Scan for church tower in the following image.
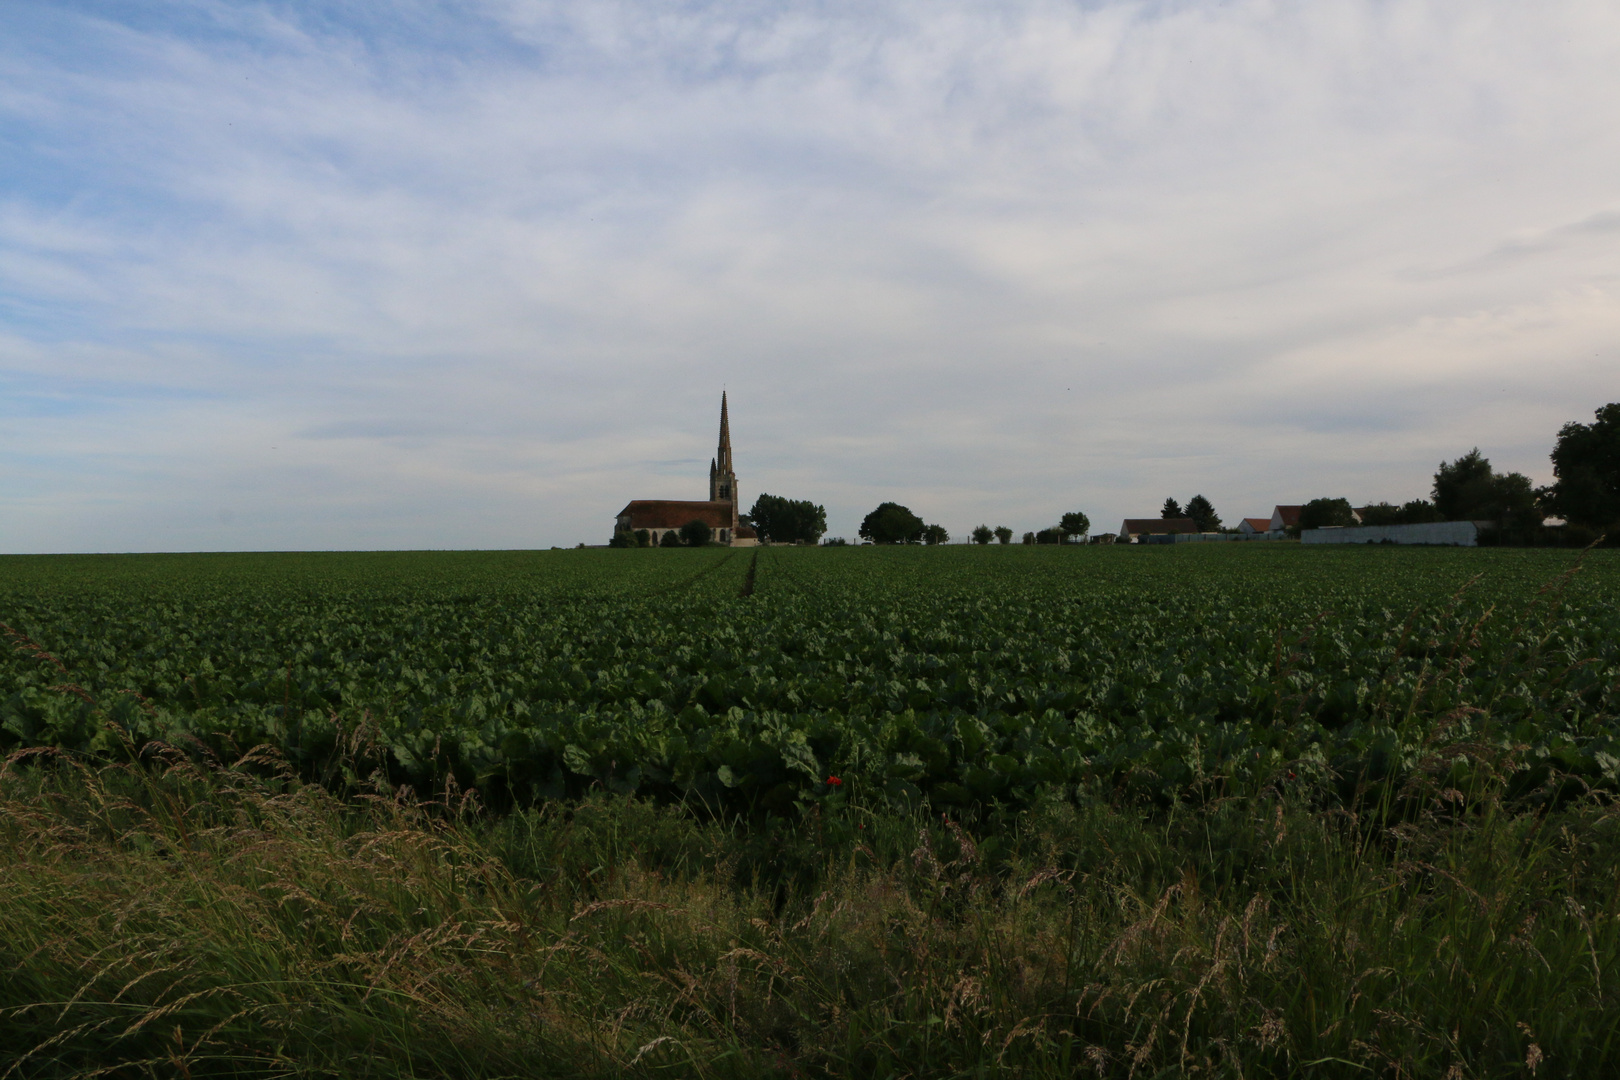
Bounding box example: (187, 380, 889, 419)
(708, 392, 738, 528)
(615, 392, 756, 546)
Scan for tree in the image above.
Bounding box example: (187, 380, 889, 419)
(1546, 403, 1620, 529)
(994, 526, 1013, 545)
(679, 519, 712, 547)
(1399, 499, 1443, 524)
(1021, 531, 1036, 544)
(1358, 500, 1442, 526)
(1058, 511, 1091, 541)
(608, 528, 636, 548)
(746, 493, 828, 544)
(1184, 495, 1220, 532)
(1299, 498, 1356, 530)
(659, 530, 682, 548)
(1432, 449, 1494, 520)
(1356, 502, 1401, 527)
(922, 524, 950, 545)
(971, 524, 994, 545)
(634, 529, 651, 548)
(858, 502, 926, 544)
(1035, 527, 1063, 544)
(1432, 449, 1540, 530)
(1161, 498, 1182, 519)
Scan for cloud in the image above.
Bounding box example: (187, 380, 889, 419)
(1, 0, 1618, 550)
(1477, 209, 1620, 265)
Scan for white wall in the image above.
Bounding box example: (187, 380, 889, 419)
(1301, 522, 1479, 546)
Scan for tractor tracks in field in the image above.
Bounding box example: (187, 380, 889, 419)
(758, 545, 815, 596)
(650, 549, 739, 598)
(646, 545, 768, 603)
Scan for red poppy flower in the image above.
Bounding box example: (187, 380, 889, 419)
(826, 776, 842, 786)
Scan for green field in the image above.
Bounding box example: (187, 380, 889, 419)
(4, 544, 1618, 811)
(3, 545, 1620, 1077)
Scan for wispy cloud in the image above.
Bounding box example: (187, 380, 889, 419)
(2, 0, 1618, 550)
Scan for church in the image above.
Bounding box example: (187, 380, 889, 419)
(614, 393, 759, 546)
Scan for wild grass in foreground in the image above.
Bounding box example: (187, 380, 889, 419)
(3, 748, 1617, 1079)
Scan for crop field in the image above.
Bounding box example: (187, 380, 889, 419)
(3, 544, 1618, 811)
(4, 544, 1620, 1078)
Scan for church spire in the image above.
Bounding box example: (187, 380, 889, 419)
(709, 391, 736, 514)
(717, 391, 731, 471)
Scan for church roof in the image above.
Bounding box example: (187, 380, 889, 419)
(617, 500, 735, 529)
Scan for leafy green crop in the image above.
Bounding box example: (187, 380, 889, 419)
(2, 545, 1616, 812)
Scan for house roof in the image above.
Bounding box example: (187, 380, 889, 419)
(1272, 505, 1302, 526)
(617, 500, 735, 529)
(1241, 517, 1271, 532)
(1120, 517, 1198, 535)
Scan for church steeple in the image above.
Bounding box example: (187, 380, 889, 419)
(717, 392, 732, 472)
(709, 392, 737, 521)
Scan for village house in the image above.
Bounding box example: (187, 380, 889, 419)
(1268, 505, 1302, 534)
(1118, 517, 1198, 542)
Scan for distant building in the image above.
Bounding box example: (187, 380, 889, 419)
(1238, 517, 1272, 535)
(1269, 505, 1302, 533)
(1119, 517, 1198, 542)
(1302, 521, 1479, 547)
(615, 394, 759, 547)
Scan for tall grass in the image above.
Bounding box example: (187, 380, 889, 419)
(3, 744, 1617, 1078)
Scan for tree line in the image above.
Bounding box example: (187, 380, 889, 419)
(609, 402, 1618, 549)
(613, 497, 1102, 549)
(857, 505, 1094, 545)
(1295, 402, 1619, 544)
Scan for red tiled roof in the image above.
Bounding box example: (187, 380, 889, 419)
(1272, 505, 1302, 527)
(617, 500, 735, 530)
(1120, 517, 1197, 535)
(1242, 517, 1271, 532)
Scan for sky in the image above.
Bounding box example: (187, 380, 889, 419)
(2, 0, 1617, 551)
